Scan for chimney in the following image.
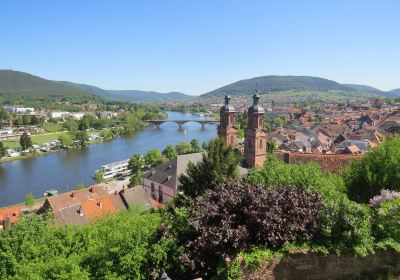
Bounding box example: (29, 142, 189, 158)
(89, 186, 94, 193)
(283, 152, 290, 164)
(97, 201, 103, 208)
(70, 192, 74, 198)
(78, 206, 83, 216)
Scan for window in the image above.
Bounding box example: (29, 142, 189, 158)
(158, 185, 163, 203)
(259, 139, 263, 150)
(230, 134, 234, 145)
(151, 183, 155, 199)
(259, 118, 263, 127)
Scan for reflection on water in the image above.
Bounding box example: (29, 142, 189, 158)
(0, 111, 217, 207)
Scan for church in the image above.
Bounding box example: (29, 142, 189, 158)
(218, 94, 268, 167)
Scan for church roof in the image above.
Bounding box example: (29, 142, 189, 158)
(248, 94, 265, 114)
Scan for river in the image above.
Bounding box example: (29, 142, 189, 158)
(0, 111, 217, 207)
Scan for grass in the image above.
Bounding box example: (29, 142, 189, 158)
(2, 131, 68, 149)
(43, 123, 64, 133)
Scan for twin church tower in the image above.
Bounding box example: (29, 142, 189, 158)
(218, 94, 267, 167)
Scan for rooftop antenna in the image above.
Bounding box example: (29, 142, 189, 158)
(255, 83, 258, 94)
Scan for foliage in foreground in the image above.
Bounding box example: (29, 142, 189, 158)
(0, 208, 161, 280)
(179, 137, 242, 198)
(343, 136, 400, 203)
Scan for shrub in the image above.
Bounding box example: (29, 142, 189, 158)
(244, 156, 346, 202)
(373, 198, 400, 243)
(316, 197, 374, 256)
(369, 189, 400, 208)
(344, 136, 400, 203)
(181, 182, 323, 276)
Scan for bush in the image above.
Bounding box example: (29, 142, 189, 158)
(369, 189, 400, 208)
(316, 197, 374, 256)
(344, 136, 400, 203)
(245, 156, 346, 202)
(373, 198, 400, 243)
(180, 182, 323, 276)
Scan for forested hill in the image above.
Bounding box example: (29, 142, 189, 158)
(0, 70, 194, 102)
(202, 75, 399, 98)
(0, 70, 89, 96)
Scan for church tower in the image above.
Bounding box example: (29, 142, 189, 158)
(218, 95, 238, 147)
(244, 94, 267, 167)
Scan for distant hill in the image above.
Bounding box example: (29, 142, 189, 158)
(201, 75, 400, 99)
(202, 76, 355, 97)
(0, 70, 89, 96)
(0, 70, 193, 102)
(389, 89, 400, 96)
(106, 90, 193, 102)
(344, 84, 384, 95)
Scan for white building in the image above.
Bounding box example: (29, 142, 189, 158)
(4, 106, 35, 114)
(70, 112, 85, 120)
(0, 127, 13, 136)
(49, 111, 70, 119)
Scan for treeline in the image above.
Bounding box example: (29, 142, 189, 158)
(1, 137, 400, 279)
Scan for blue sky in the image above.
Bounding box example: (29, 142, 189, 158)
(0, 0, 399, 95)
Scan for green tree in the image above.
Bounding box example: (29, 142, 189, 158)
(129, 170, 143, 188)
(190, 139, 201, 153)
(343, 136, 400, 203)
(64, 118, 79, 132)
(58, 133, 73, 146)
(94, 171, 104, 183)
(20, 132, 32, 150)
(0, 141, 6, 158)
(175, 141, 192, 155)
(74, 131, 89, 146)
(144, 149, 164, 167)
(128, 154, 144, 173)
(24, 193, 35, 207)
(162, 145, 177, 160)
(22, 115, 31, 125)
(178, 137, 242, 198)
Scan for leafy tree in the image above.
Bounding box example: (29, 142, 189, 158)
(129, 170, 143, 188)
(0, 141, 5, 158)
(22, 115, 31, 125)
(343, 136, 400, 203)
(100, 129, 114, 140)
(79, 116, 91, 130)
(175, 141, 192, 155)
(30, 115, 39, 125)
(144, 149, 164, 167)
(190, 139, 201, 153)
(74, 131, 89, 146)
(20, 132, 32, 150)
(178, 137, 242, 198)
(94, 171, 104, 183)
(162, 145, 177, 160)
(128, 154, 144, 173)
(64, 118, 79, 132)
(177, 182, 322, 276)
(24, 193, 35, 207)
(58, 133, 73, 146)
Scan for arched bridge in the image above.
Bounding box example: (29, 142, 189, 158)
(144, 119, 218, 129)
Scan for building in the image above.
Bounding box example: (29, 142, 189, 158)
(4, 106, 35, 114)
(49, 111, 70, 119)
(244, 94, 267, 167)
(142, 153, 203, 203)
(218, 95, 238, 147)
(41, 184, 126, 225)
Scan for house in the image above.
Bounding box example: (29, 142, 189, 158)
(41, 184, 126, 225)
(4, 106, 35, 114)
(142, 153, 203, 203)
(0, 126, 13, 136)
(119, 186, 161, 210)
(0, 205, 22, 230)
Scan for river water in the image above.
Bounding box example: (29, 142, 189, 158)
(0, 111, 217, 207)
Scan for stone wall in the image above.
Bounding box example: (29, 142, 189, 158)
(243, 249, 400, 280)
(275, 152, 362, 174)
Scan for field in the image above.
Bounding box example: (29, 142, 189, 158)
(2, 131, 67, 149)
